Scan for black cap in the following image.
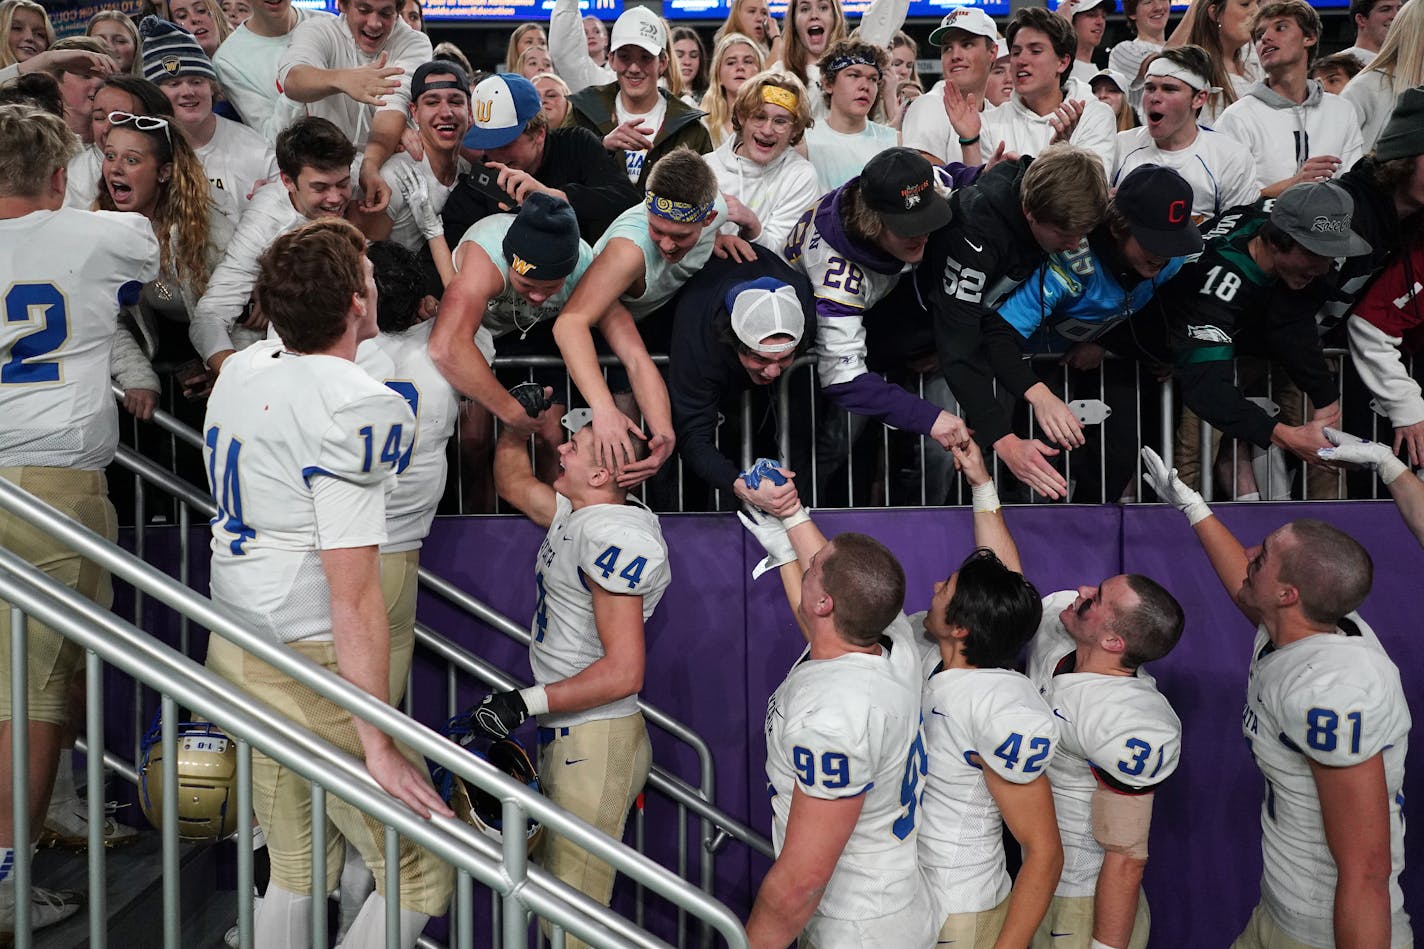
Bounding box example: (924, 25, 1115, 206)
(858, 148, 953, 238)
(1113, 164, 1203, 258)
(411, 60, 470, 100)
(502, 192, 581, 280)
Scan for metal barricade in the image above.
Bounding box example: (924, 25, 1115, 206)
(0, 477, 750, 949)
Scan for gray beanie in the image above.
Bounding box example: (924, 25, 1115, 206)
(502, 193, 581, 281)
(1374, 85, 1424, 163)
(140, 16, 217, 86)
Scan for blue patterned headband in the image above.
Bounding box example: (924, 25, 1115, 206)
(645, 191, 715, 224)
(824, 53, 880, 77)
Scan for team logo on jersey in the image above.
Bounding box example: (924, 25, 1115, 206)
(1186, 324, 1233, 344)
(510, 254, 535, 276)
(162, 57, 181, 76)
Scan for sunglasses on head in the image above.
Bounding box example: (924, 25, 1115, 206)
(107, 111, 172, 144)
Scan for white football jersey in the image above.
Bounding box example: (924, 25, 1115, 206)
(530, 494, 670, 728)
(780, 206, 904, 389)
(355, 321, 459, 552)
(764, 614, 926, 924)
(1243, 613, 1412, 947)
(1027, 590, 1182, 898)
(909, 610, 1059, 918)
(204, 341, 414, 644)
(0, 208, 159, 469)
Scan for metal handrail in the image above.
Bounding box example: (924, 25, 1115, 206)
(0, 478, 750, 948)
(108, 396, 775, 863)
(0, 547, 679, 949)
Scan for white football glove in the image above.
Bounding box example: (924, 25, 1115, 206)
(1319, 427, 1409, 485)
(738, 506, 797, 580)
(392, 163, 442, 241)
(1140, 447, 1212, 525)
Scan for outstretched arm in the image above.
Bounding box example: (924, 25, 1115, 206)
(951, 439, 1021, 573)
(1141, 447, 1255, 623)
(594, 302, 675, 487)
(493, 424, 558, 528)
(552, 239, 650, 470)
(1319, 428, 1424, 548)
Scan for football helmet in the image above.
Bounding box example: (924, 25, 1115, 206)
(432, 716, 544, 853)
(138, 713, 239, 842)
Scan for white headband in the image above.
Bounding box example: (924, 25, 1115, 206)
(1144, 57, 1221, 95)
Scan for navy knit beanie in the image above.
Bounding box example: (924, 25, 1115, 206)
(501, 193, 581, 281)
(140, 16, 217, 85)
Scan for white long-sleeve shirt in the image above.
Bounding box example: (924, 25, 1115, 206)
(706, 137, 821, 252)
(981, 81, 1117, 174)
(1213, 80, 1364, 191)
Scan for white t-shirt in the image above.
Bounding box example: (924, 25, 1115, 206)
(1338, 45, 1377, 68)
(193, 115, 280, 219)
(900, 81, 968, 166)
(981, 87, 1118, 174)
(1340, 69, 1397, 153)
(1026, 590, 1182, 899)
(530, 494, 670, 727)
(909, 614, 1059, 920)
(1070, 60, 1099, 85)
(214, 5, 332, 141)
(613, 94, 668, 185)
(804, 120, 899, 193)
(64, 146, 102, 210)
(764, 613, 928, 927)
(354, 321, 458, 553)
(1113, 124, 1260, 222)
(1243, 614, 1412, 947)
(378, 151, 471, 253)
(0, 209, 160, 469)
(204, 340, 415, 644)
(276, 15, 432, 147)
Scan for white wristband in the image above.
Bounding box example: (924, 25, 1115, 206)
(970, 480, 1000, 514)
(1184, 499, 1213, 527)
(781, 507, 811, 530)
(518, 685, 549, 718)
(1379, 455, 1409, 486)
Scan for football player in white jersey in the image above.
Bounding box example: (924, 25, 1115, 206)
(478, 408, 670, 949)
(1144, 447, 1413, 949)
(202, 219, 453, 949)
(739, 477, 931, 949)
(973, 463, 1184, 949)
(0, 103, 161, 938)
(914, 440, 1064, 947)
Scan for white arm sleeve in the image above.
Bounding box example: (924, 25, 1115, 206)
(856, 0, 910, 48)
(191, 200, 291, 361)
(1348, 315, 1424, 428)
(549, 0, 610, 95)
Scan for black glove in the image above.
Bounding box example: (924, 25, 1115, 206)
(508, 382, 552, 419)
(472, 689, 528, 739)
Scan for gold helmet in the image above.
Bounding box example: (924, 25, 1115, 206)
(139, 716, 238, 842)
(433, 727, 544, 853)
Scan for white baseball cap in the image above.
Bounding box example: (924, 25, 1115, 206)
(929, 8, 1000, 46)
(728, 279, 804, 355)
(609, 7, 666, 57)
(1090, 68, 1131, 93)
(1073, 0, 1112, 12)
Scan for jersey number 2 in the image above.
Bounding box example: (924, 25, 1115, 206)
(2, 284, 68, 385)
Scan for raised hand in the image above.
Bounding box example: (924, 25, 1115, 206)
(1140, 446, 1212, 524)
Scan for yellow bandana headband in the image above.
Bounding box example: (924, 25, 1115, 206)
(761, 85, 799, 114)
(645, 191, 715, 224)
